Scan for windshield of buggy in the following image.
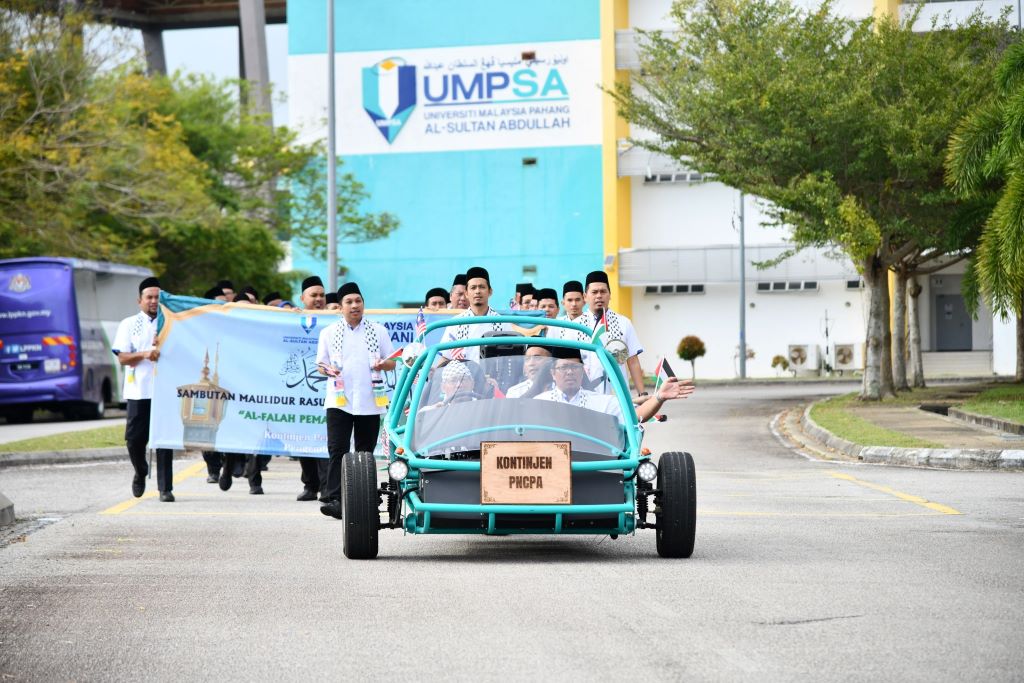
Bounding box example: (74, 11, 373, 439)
(408, 341, 631, 458)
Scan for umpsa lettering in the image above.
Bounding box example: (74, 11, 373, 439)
(424, 68, 567, 105)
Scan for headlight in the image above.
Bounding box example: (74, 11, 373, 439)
(637, 460, 658, 483)
(388, 459, 409, 481)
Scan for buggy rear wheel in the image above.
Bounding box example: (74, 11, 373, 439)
(655, 451, 696, 558)
(342, 451, 379, 559)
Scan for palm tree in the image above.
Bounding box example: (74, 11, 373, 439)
(946, 38, 1024, 381)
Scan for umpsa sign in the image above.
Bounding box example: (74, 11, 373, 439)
(361, 56, 570, 145)
(362, 58, 417, 144)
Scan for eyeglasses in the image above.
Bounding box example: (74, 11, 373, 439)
(553, 364, 585, 374)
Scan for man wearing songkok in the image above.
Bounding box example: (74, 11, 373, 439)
(295, 275, 328, 501)
(513, 283, 534, 309)
(262, 291, 283, 307)
(505, 345, 554, 398)
(203, 286, 228, 302)
(439, 266, 508, 363)
(536, 347, 692, 422)
(535, 288, 560, 320)
(112, 277, 174, 502)
(316, 282, 396, 519)
(424, 287, 450, 311)
(216, 280, 235, 300)
(449, 273, 469, 310)
(576, 270, 645, 396)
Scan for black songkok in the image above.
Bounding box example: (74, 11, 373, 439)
(203, 287, 224, 300)
(425, 287, 450, 305)
(138, 277, 160, 294)
(242, 285, 258, 298)
(338, 282, 362, 299)
(325, 292, 338, 305)
(465, 266, 490, 285)
(216, 280, 234, 291)
(301, 275, 324, 292)
(585, 270, 609, 288)
(232, 294, 251, 304)
(452, 273, 468, 288)
(515, 282, 535, 296)
(262, 291, 282, 305)
(552, 346, 583, 361)
(535, 288, 558, 302)
(562, 280, 584, 296)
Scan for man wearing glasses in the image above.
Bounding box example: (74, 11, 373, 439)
(537, 347, 693, 422)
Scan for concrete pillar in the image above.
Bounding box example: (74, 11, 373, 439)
(0, 491, 14, 527)
(141, 28, 167, 76)
(238, 0, 273, 126)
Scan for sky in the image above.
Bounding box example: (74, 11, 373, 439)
(161, 24, 290, 125)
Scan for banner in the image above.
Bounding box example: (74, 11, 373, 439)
(149, 294, 456, 458)
(289, 39, 602, 155)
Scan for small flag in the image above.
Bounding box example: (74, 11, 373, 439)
(415, 307, 427, 338)
(449, 346, 465, 361)
(382, 430, 391, 459)
(509, 297, 520, 311)
(590, 311, 607, 343)
(385, 347, 403, 361)
(653, 357, 676, 393)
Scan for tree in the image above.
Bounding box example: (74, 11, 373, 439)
(677, 335, 706, 379)
(947, 38, 1024, 381)
(612, 0, 1008, 399)
(0, 6, 215, 265)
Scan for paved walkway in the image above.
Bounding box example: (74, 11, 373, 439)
(854, 405, 1024, 449)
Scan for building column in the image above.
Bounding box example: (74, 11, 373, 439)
(238, 0, 273, 126)
(141, 28, 166, 76)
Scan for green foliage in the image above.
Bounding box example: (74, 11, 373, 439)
(771, 354, 790, 371)
(948, 38, 1024, 318)
(613, 0, 1008, 267)
(0, 6, 397, 299)
(677, 335, 706, 361)
(809, 393, 940, 448)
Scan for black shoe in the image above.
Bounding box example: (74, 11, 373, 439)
(131, 474, 145, 498)
(318, 494, 329, 502)
(259, 463, 269, 471)
(218, 468, 233, 491)
(159, 491, 175, 502)
(320, 499, 342, 519)
(296, 489, 318, 501)
(232, 462, 244, 478)
(206, 475, 218, 484)
(249, 485, 264, 495)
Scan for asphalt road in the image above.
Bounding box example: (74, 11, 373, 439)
(1, 383, 1022, 681)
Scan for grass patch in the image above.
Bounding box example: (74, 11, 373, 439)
(809, 393, 941, 448)
(961, 385, 1024, 425)
(0, 425, 124, 453)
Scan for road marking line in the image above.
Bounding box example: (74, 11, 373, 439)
(122, 511, 321, 517)
(99, 460, 207, 515)
(826, 471, 961, 515)
(701, 510, 949, 518)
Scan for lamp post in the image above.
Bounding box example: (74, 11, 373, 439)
(739, 191, 747, 379)
(326, 0, 338, 291)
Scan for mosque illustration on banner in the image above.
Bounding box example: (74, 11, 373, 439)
(177, 345, 230, 450)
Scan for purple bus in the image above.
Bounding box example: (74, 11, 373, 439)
(0, 258, 153, 423)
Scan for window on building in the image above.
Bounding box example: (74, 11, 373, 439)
(643, 283, 707, 295)
(758, 281, 821, 293)
(846, 279, 864, 290)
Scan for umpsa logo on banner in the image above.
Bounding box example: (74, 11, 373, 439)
(362, 58, 417, 144)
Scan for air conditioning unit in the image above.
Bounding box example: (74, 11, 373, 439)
(788, 344, 822, 376)
(834, 343, 859, 372)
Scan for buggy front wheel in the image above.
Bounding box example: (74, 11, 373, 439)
(655, 451, 696, 558)
(342, 451, 380, 559)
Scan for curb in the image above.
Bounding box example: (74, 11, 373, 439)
(0, 447, 127, 469)
(800, 403, 1024, 471)
(947, 407, 1024, 436)
(0, 491, 13, 527)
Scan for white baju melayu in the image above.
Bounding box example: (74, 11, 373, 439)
(316, 318, 394, 416)
(112, 311, 159, 400)
(536, 387, 624, 422)
(439, 306, 508, 363)
(506, 377, 553, 398)
(576, 309, 643, 394)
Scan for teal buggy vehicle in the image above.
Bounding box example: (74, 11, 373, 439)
(339, 316, 696, 560)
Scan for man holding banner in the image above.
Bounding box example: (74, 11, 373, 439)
(296, 276, 329, 501)
(316, 282, 396, 520)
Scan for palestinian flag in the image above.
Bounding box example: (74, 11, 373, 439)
(653, 357, 676, 393)
(590, 311, 608, 344)
(385, 347, 403, 361)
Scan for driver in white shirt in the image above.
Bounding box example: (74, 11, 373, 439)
(537, 347, 693, 422)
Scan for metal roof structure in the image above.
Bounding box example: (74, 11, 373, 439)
(91, 0, 286, 30)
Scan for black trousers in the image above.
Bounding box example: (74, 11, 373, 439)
(298, 456, 322, 493)
(223, 453, 261, 487)
(202, 451, 222, 476)
(125, 399, 173, 493)
(324, 409, 381, 502)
